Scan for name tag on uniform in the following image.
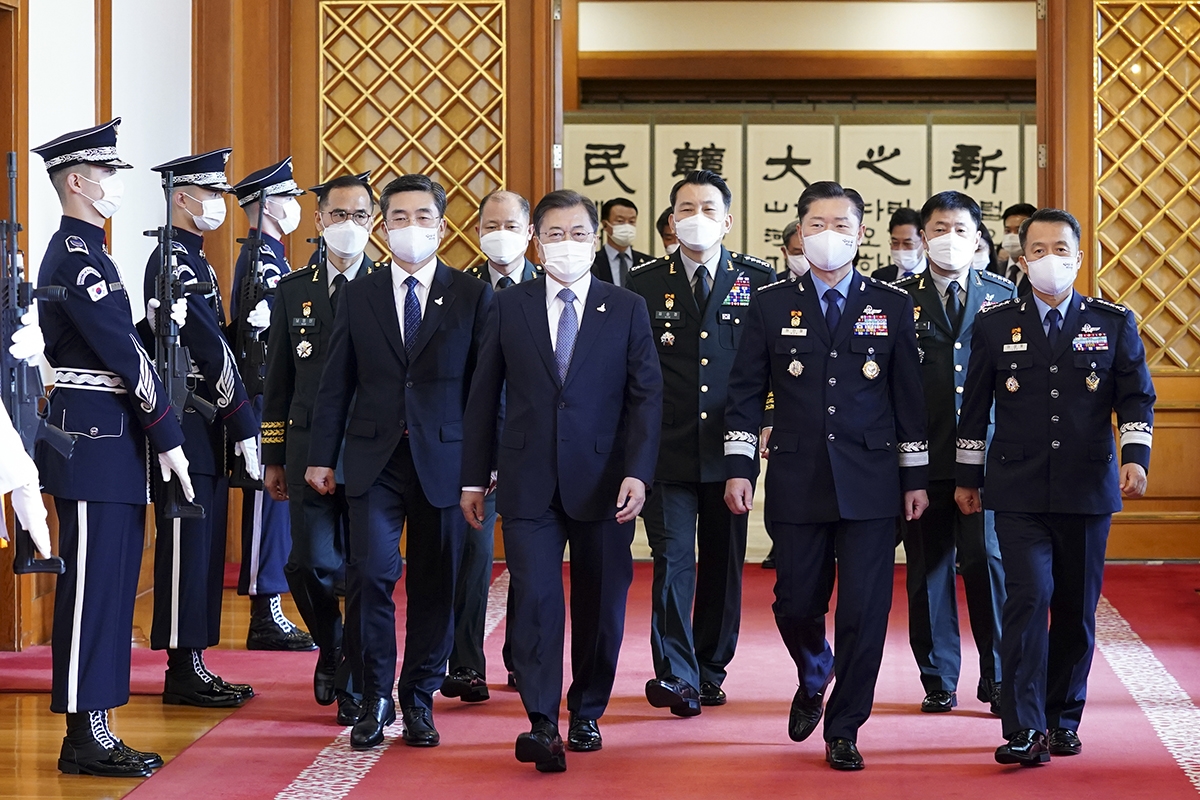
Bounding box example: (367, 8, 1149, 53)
(915, 321, 932, 332)
(1003, 343, 1028, 352)
(780, 327, 807, 336)
(655, 310, 681, 321)
(292, 317, 320, 328)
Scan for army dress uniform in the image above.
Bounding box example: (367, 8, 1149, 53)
(724, 269, 928, 747)
(896, 267, 1016, 712)
(142, 150, 259, 706)
(627, 247, 774, 711)
(956, 291, 1155, 748)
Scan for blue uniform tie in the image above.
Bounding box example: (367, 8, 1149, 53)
(824, 287, 842, 334)
(403, 275, 421, 353)
(1046, 307, 1062, 349)
(555, 287, 578, 383)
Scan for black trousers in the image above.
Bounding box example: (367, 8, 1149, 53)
(902, 479, 1004, 693)
(771, 517, 896, 743)
(642, 480, 747, 689)
(502, 491, 634, 725)
(346, 439, 465, 710)
(448, 493, 497, 676)
(994, 512, 1110, 736)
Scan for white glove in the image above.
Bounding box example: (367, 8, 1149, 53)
(147, 298, 190, 330)
(234, 437, 262, 482)
(8, 309, 45, 363)
(247, 299, 271, 331)
(10, 482, 51, 559)
(157, 445, 196, 503)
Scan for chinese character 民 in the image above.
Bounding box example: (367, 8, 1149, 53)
(583, 143, 635, 193)
(949, 145, 1007, 193)
(764, 145, 811, 184)
(856, 146, 911, 186)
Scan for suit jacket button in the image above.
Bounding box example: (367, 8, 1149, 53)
(1050, 389, 1059, 398)
(700, 331, 709, 339)
(406, 380, 414, 388)
(955, 342, 962, 350)
(828, 406, 836, 415)
(1051, 440, 1061, 449)
(700, 412, 708, 420)
(559, 402, 566, 409)
(701, 358, 709, 365)
(701, 385, 709, 392)
(827, 433, 835, 441)
(828, 377, 836, 386)
(955, 364, 962, 372)
(956, 386, 964, 394)
(1051, 415, 1060, 423)
(1050, 365, 1059, 373)
(830, 350, 838, 358)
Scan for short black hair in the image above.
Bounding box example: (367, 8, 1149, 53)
(670, 170, 732, 211)
(600, 197, 637, 221)
(655, 206, 672, 236)
(888, 207, 921, 233)
(379, 173, 446, 217)
(978, 225, 999, 271)
(920, 191, 982, 231)
(1018, 207, 1081, 249)
(477, 190, 530, 221)
(796, 181, 864, 225)
(782, 219, 802, 248)
(316, 174, 375, 210)
(532, 189, 598, 235)
(1002, 202, 1037, 222)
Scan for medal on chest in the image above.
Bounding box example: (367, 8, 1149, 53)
(660, 330, 675, 347)
(788, 359, 804, 377)
(297, 340, 313, 359)
(1005, 376, 1020, 393)
(1086, 371, 1100, 392)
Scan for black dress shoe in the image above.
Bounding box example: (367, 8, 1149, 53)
(825, 738, 864, 771)
(247, 595, 318, 651)
(788, 675, 831, 743)
(314, 649, 339, 706)
(441, 667, 490, 703)
(507, 671, 518, 689)
(566, 712, 602, 752)
(58, 740, 152, 778)
(350, 697, 396, 750)
(921, 689, 958, 713)
(645, 676, 702, 717)
(163, 670, 246, 708)
(700, 681, 727, 706)
(995, 729, 1050, 766)
(515, 720, 567, 773)
(1047, 727, 1082, 756)
(761, 554, 776, 569)
(977, 678, 1001, 716)
(115, 740, 163, 770)
(210, 674, 254, 701)
(401, 706, 440, 747)
(337, 695, 363, 726)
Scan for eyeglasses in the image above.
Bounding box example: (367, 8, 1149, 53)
(387, 214, 441, 228)
(538, 229, 595, 244)
(323, 210, 373, 225)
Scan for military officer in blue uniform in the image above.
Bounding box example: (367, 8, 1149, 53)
(442, 189, 541, 703)
(895, 191, 1015, 716)
(955, 208, 1155, 766)
(262, 171, 383, 725)
(230, 158, 314, 651)
(724, 181, 929, 771)
(143, 149, 263, 708)
(627, 170, 774, 715)
(32, 119, 194, 777)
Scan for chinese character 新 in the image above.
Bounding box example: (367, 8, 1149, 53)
(949, 145, 1007, 193)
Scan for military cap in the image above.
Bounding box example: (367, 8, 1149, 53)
(31, 117, 132, 172)
(151, 148, 234, 191)
(232, 157, 305, 207)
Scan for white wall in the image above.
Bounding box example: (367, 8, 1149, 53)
(578, 1, 1037, 52)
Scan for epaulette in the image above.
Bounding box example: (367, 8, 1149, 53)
(170, 240, 189, 255)
(1085, 296, 1128, 314)
(894, 274, 921, 289)
(729, 252, 773, 273)
(756, 278, 792, 293)
(464, 264, 485, 278)
(65, 235, 89, 255)
(865, 275, 908, 296)
(982, 270, 1015, 288)
(277, 264, 315, 285)
(629, 257, 664, 274)
(979, 297, 1021, 315)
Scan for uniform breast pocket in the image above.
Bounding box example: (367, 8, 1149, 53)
(291, 322, 321, 360)
(1073, 349, 1114, 371)
(774, 336, 814, 356)
(1000, 350, 1035, 372)
(653, 316, 685, 350)
(849, 336, 892, 357)
(717, 306, 745, 350)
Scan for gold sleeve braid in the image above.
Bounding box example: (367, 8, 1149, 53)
(261, 419, 286, 445)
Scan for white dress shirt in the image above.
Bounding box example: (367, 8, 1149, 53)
(679, 248, 719, 293)
(545, 272, 592, 350)
(391, 256, 438, 344)
(327, 252, 365, 295)
(488, 261, 524, 290)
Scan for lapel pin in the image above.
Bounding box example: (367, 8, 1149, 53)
(597, 303, 607, 313)
(434, 296, 444, 306)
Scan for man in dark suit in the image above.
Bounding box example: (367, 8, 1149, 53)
(724, 181, 929, 771)
(626, 170, 774, 715)
(871, 207, 927, 284)
(956, 208, 1155, 766)
(262, 172, 382, 726)
(895, 191, 1016, 717)
(306, 174, 492, 750)
(461, 189, 662, 773)
(998, 203, 1036, 294)
(443, 189, 542, 704)
(591, 197, 652, 287)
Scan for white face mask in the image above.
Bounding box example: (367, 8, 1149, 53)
(185, 193, 227, 232)
(926, 232, 977, 272)
(802, 229, 858, 272)
(1001, 232, 1022, 255)
(785, 253, 810, 277)
(388, 224, 440, 265)
(665, 243, 680, 256)
(479, 230, 528, 266)
(890, 248, 925, 273)
(79, 174, 124, 219)
(674, 213, 725, 252)
(971, 249, 991, 270)
(1024, 253, 1079, 296)
(608, 223, 637, 248)
(540, 239, 595, 284)
(266, 196, 302, 235)
(323, 219, 370, 259)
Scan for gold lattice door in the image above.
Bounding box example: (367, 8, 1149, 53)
(319, 1, 506, 268)
(1095, 2, 1200, 371)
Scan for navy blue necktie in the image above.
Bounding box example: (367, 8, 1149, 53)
(555, 288, 578, 383)
(497, 275, 515, 290)
(1046, 307, 1062, 349)
(403, 275, 421, 353)
(824, 287, 841, 334)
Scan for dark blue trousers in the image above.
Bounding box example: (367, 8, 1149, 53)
(448, 493, 498, 677)
(771, 517, 896, 742)
(346, 439, 464, 710)
(502, 492, 634, 725)
(51, 499, 145, 713)
(994, 512, 1110, 736)
(239, 396, 292, 596)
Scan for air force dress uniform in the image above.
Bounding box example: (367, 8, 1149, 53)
(724, 269, 928, 749)
(956, 291, 1155, 749)
(626, 247, 774, 711)
(895, 267, 1015, 711)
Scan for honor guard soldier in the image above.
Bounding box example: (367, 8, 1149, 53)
(955, 208, 1155, 766)
(626, 170, 774, 715)
(444, 189, 542, 702)
(230, 158, 314, 651)
(262, 171, 382, 725)
(143, 149, 261, 708)
(724, 181, 929, 771)
(32, 119, 194, 777)
(895, 191, 1015, 716)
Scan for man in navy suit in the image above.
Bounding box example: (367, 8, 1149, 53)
(306, 174, 492, 750)
(591, 197, 653, 288)
(461, 189, 662, 772)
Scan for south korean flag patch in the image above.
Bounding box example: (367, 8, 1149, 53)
(87, 280, 109, 302)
